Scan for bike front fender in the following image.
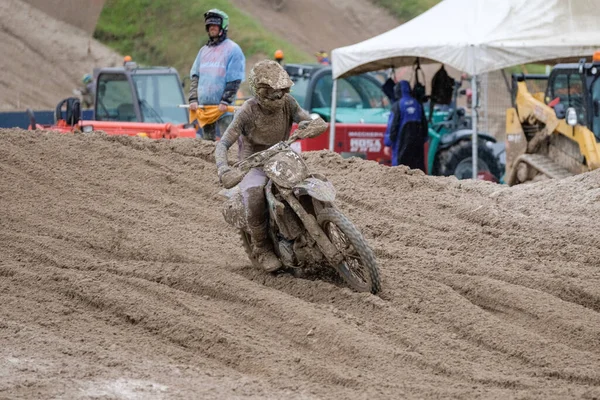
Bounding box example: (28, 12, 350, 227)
(293, 177, 336, 203)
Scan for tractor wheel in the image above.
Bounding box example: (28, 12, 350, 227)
(432, 140, 502, 181)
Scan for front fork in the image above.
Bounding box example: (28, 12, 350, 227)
(278, 189, 344, 265)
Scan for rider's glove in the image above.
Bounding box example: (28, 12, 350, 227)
(220, 167, 244, 189)
(298, 120, 310, 130)
(296, 118, 327, 139)
(218, 165, 231, 178)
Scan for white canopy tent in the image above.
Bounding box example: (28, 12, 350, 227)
(330, 0, 600, 179)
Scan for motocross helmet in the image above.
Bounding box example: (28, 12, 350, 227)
(82, 73, 92, 85)
(204, 9, 229, 32)
(248, 60, 293, 110)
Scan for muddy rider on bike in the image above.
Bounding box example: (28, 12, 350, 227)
(215, 60, 327, 272)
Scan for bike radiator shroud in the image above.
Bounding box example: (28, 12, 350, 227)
(265, 181, 303, 240)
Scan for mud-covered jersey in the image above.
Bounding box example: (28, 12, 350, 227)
(190, 39, 245, 105)
(215, 94, 311, 169)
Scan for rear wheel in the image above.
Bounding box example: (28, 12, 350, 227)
(433, 140, 502, 180)
(317, 208, 381, 294)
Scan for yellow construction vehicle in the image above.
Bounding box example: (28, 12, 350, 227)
(505, 53, 600, 185)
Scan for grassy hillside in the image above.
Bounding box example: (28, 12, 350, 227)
(94, 0, 311, 77)
(373, 0, 441, 21)
(94, 0, 441, 77)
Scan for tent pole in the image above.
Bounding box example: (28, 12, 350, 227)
(329, 78, 338, 152)
(471, 74, 478, 179)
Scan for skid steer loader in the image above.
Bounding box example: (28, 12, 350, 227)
(505, 54, 600, 185)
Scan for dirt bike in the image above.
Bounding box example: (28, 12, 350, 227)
(219, 122, 381, 294)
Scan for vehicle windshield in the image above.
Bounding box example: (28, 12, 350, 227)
(96, 73, 136, 121)
(132, 74, 188, 124)
(549, 72, 587, 127)
(289, 75, 310, 107)
(288, 71, 390, 123)
(591, 77, 600, 140)
(310, 74, 390, 111)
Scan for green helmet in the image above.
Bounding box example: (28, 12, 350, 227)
(204, 9, 229, 31)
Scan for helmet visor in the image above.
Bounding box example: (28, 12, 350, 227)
(256, 86, 289, 100)
(205, 16, 222, 26)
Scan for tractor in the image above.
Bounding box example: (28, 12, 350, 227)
(426, 73, 503, 181)
(24, 61, 196, 139)
(284, 63, 502, 181)
(92, 62, 189, 124)
(505, 54, 600, 185)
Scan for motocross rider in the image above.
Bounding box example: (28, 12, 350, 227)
(215, 60, 327, 272)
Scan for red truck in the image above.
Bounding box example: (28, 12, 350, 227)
(284, 63, 391, 164)
(291, 123, 389, 164)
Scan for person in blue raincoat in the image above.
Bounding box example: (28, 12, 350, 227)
(383, 80, 428, 171)
(189, 9, 246, 140)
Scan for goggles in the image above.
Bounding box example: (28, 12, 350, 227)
(256, 86, 289, 100)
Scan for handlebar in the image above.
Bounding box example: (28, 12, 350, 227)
(178, 104, 239, 111)
(230, 118, 326, 174)
(233, 140, 294, 172)
(232, 126, 312, 172)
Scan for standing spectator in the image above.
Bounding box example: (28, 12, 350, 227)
(315, 50, 330, 65)
(75, 73, 95, 109)
(189, 9, 246, 140)
(383, 80, 428, 171)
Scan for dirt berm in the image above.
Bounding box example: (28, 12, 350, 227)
(0, 0, 122, 111)
(1, 129, 600, 399)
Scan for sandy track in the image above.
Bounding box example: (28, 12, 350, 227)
(1, 129, 600, 399)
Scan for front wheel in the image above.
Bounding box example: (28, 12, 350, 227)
(317, 208, 381, 294)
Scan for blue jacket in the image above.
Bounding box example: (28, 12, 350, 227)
(384, 80, 425, 166)
(190, 38, 245, 106)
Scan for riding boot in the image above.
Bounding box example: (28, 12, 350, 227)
(249, 222, 282, 272)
